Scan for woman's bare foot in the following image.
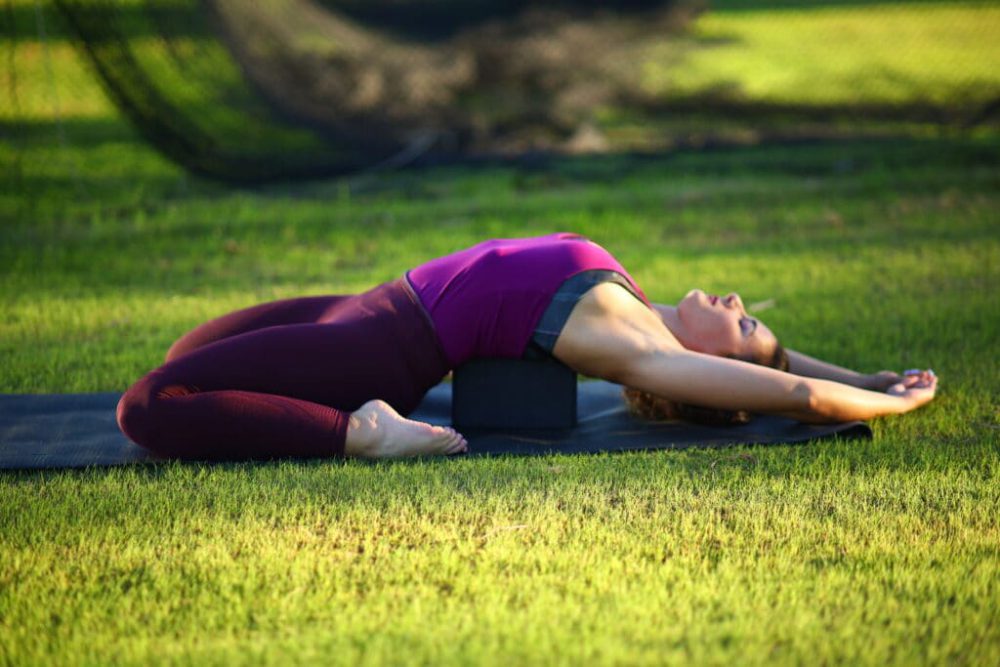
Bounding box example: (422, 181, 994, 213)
(344, 399, 468, 458)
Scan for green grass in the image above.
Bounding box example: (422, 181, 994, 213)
(643, 1, 1000, 108)
(2, 137, 999, 665)
(2, 1, 1000, 665)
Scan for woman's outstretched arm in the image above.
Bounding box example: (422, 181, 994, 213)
(563, 286, 936, 424)
(652, 302, 913, 391)
(618, 350, 936, 424)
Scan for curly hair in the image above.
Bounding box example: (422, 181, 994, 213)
(623, 343, 790, 427)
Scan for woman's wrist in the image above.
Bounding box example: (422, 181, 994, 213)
(858, 373, 880, 390)
(807, 378, 912, 422)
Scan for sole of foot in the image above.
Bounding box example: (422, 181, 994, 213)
(345, 399, 468, 458)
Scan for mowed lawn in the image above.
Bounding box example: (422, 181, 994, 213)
(3, 140, 999, 665)
(2, 1, 1000, 665)
(644, 1, 1000, 108)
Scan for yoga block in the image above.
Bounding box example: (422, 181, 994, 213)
(452, 358, 577, 430)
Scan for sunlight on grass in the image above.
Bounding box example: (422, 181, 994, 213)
(2, 446, 998, 664)
(645, 3, 1000, 106)
(1, 41, 115, 120)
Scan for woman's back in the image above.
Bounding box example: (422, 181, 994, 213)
(406, 232, 649, 366)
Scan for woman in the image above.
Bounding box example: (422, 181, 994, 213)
(116, 233, 937, 460)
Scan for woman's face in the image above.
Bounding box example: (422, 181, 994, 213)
(677, 289, 777, 363)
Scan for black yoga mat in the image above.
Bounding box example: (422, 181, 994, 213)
(0, 381, 870, 469)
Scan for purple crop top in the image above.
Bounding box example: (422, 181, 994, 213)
(406, 232, 651, 367)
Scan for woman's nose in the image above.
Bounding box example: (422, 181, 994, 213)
(725, 293, 741, 309)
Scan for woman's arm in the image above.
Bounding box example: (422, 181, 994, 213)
(786, 348, 910, 391)
(652, 302, 907, 390)
(787, 348, 865, 385)
(653, 301, 904, 390)
(619, 349, 936, 424)
(564, 289, 935, 424)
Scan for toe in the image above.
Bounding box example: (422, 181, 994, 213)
(451, 434, 468, 453)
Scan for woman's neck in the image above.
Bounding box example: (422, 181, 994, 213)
(652, 304, 691, 349)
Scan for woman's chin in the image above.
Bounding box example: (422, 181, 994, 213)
(683, 288, 704, 301)
(677, 289, 704, 319)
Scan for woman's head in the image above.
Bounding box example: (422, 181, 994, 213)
(676, 289, 781, 367)
(625, 289, 789, 425)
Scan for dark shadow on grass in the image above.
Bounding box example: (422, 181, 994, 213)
(5, 135, 998, 299)
(366, 133, 1000, 195)
(312, 0, 676, 43)
(2, 118, 142, 148)
(2, 1, 211, 43)
(626, 94, 1000, 131)
(5, 116, 995, 196)
(5, 129, 997, 234)
(8, 131, 998, 213)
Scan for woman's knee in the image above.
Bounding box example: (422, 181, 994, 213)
(116, 372, 196, 454)
(164, 336, 193, 363)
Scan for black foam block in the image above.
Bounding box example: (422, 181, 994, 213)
(452, 357, 577, 429)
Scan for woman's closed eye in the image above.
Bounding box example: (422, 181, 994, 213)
(740, 317, 758, 337)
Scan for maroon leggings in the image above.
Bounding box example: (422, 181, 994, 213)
(116, 279, 451, 460)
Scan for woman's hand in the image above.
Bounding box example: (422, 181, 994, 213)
(863, 369, 936, 392)
(885, 370, 938, 411)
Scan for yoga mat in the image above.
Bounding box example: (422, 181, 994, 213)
(0, 381, 870, 469)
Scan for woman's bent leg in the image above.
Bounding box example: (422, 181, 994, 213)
(118, 281, 455, 461)
(121, 322, 373, 460)
(118, 374, 350, 460)
(166, 295, 352, 362)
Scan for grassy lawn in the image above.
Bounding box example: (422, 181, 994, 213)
(2, 1, 1000, 665)
(644, 1, 1000, 108)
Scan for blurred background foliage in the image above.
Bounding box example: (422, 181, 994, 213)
(2, 0, 999, 185)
